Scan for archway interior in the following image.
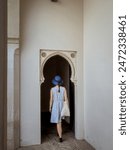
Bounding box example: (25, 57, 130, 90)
(41, 55, 75, 141)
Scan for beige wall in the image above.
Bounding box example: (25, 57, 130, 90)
(83, 0, 113, 150)
(8, 0, 19, 38)
(20, 0, 83, 146)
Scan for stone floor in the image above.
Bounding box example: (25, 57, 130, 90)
(18, 132, 95, 150)
(18, 122, 95, 150)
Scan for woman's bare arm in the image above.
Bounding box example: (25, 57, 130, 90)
(49, 89, 53, 112)
(64, 88, 68, 102)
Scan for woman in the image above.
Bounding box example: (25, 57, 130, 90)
(49, 75, 68, 142)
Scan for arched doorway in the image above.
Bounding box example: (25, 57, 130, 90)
(40, 55, 75, 142)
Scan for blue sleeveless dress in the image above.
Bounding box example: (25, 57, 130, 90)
(50, 86, 65, 123)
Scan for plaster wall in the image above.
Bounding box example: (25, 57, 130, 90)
(83, 0, 113, 150)
(8, 0, 19, 38)
(20, 0, 83, 146)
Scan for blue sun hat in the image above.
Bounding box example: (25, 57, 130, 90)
(52, 75, 63, 85)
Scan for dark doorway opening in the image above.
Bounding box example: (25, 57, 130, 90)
(40, 55, 75, 142)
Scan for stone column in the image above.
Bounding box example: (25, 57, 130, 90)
(0, 0, 7, 150)
(7, 0, 20, 149)
(7, 45, 19, 150)
(14, 49, 20, 149)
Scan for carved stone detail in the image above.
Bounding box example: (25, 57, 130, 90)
(71, 52, 76, 58)
(40, 49, 77, 84)
(41, 52, 46, 57)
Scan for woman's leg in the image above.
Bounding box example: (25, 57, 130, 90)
(56, 122, 62, 138)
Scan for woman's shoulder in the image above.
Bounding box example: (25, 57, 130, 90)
(60, 86, 66, 90)
(51, 87, 55, 91)
(51, 86, 58, 91)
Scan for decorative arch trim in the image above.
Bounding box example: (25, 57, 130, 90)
(40, 50, 77, 84)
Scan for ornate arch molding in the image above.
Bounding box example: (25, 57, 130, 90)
(40, 49, 77, 84)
